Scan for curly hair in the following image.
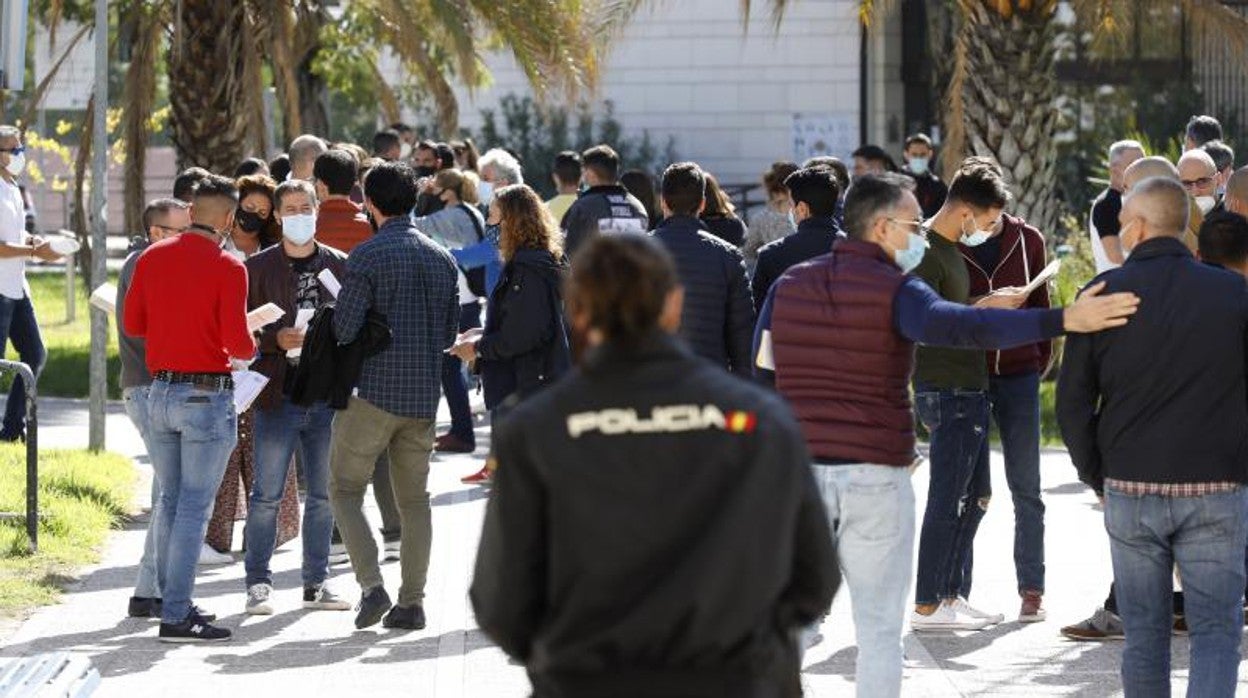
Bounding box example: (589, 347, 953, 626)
(235, 174, 279, 246)
(493, 184, 563, 262)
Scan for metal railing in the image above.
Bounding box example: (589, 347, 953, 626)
(0, 360, 38, 552)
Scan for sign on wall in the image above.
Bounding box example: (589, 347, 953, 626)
(792, 113, 857, 164)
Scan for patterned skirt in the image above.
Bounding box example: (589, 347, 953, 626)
(204, 409, 301, 552)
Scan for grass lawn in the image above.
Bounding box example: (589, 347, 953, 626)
(0, 444, 134, 617)
(6, 271, 121, 400)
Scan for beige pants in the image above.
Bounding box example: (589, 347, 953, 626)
(329, 397, 435, 607)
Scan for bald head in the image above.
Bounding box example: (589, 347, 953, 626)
(1178, 150, 1219, 199)
(1226, 167, 1248, 217)
(1121, 176, 1191, 249)
(1124, 157, 1179, 192)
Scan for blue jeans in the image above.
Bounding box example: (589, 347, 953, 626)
(914, 389, 990, 605)
(146, 380, 237, 624)
(0, 295, 46, 438)
(812, 463, 915, 698)
(440, 301, 481, 444)
(244, 399, 335, 588)
(983, 372, 1045, 594)
(1106, 486, 1248, 698)
(123, 386, 162, 599)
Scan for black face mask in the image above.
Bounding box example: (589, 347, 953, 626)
(235, 209, 266, 234)
(414, 166, 436, 179)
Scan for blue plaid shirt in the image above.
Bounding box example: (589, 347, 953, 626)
(334, 216, 459, 419)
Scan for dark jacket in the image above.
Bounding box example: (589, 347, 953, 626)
(470, 332, 838, 698)
(905, 169, 948, 218)
(561, 184, 650, 256)
(290, 304, 392, 409)
(1057, 237, 1248, 493)
(650, 215, 755, 376)
(701, 214, 746, 248)
(245, 243, 348, 411)
(751, 215, 842, 313)
(476, 247, 571, 410)
(958, 214, 1053, 376)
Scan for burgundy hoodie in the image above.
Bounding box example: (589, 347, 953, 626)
(958, 214, 1054, 376)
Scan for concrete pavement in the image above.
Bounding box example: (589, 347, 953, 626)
(3, 398, 1245, 697)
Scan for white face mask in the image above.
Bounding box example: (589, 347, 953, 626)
(281, 213, 317, 245)
(908, 156, 930, 176)
(399, 142, 413, 160)
(478, 181, 494, 206)
(1196, 195, 1217, 214)
(959, 217, 993, 247)
(5, 152, 26, 177)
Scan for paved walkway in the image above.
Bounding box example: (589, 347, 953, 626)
(4, 399, 1247, 696)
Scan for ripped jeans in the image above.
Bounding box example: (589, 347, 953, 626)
(913, 388, 991, 606)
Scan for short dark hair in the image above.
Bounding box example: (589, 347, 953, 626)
(434, 142, 455, 170)
(803, 156, 850, 192)
(1186, 115, 1224, 147)
(1203, 140, 1236, 173)
(313, 149, 359, 196)
(947, 156, 1011, 210)
(762, 161, 799, 195)
(173, 166, 211, 202)
(1199, 210, 1248, 268)
(553, 151, 583, 186)
(842, 173, 915, 240)
(268, 154, 291, 183)
(233, 157, 268, 178)
(660, 162, 706, 216)
(142, 197, 190, 232)
(905, 133, 934, 150)
(373, 129, 401, 156)
(852, 144, 897, 172)
(582, 144, 621, 182)
(192, 173, 239, 205)
(389, 122, 412, 136)
(785, 167, 841, 217)
(363, 161, 419, 216)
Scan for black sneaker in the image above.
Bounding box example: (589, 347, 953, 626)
(355, 586, 392, 629)
(382, 604, 426, 630)
(190, 604, 217, 623)
(158, 617, 232, 643)
(128, 596, 161, 618)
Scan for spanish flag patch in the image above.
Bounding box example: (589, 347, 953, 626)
(725, 411, 757, 434)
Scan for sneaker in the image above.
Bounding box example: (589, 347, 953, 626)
(434, 433, 476, 454)
(951, 597, 1005, 625)
(1019, 590, 1046, 623)
(328, 543, 349, 566)
(461, 465, 492, 485)
(383, 537, 401, 562)
(911, 604, 992, 631)
(382, 604, 427, 630)
(303, 584, 352, 611)
(159, 618, 232, 643)
(1060, 607, 1124, 641)
(190, 604, 217, 623)
(128, 596, 161, 618)
(198, 543, 232, 566)
(246, 583, 274, 615)
(354, 586, 393, 629)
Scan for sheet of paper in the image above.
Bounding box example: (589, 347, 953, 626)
(286, 308, 316, 360)
(318, 269, 341, 299)
(232, 370, 269, 414)
(89, 283, 117, 314)
(1019, 259, 1061, 297)
(246, 303, 285, 333)
(755, 329, 776, 371)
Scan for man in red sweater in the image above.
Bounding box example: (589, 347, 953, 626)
(124, 173, 255, 643)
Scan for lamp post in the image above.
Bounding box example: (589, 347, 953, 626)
(87, 0, 107, 451)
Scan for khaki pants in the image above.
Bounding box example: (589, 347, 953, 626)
(329, 397, 435, 607)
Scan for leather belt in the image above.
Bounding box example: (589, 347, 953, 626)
(153, 371, 234, 391)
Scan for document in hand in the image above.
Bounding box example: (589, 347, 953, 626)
(232, 370, 269, 414)
(1019, 260, 1061, 297)
(246, 303, 286, 333)
(318, 269, 341, 298)
(89, 283, 118, 314)
(286, 308, 316, 360)
(755, 330, 776, 371)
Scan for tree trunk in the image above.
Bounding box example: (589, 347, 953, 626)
(72, 95, 94, 284)
(168, 1, 257, 173)
(945, 3, 1060, 234)
(122, 7, 160, 236)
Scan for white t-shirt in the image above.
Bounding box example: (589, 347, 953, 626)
(0, 179, 28, 300)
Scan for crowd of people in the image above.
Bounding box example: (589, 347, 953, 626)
(1, 108, 1244, 695)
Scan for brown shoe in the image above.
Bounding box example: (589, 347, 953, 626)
(435, 433, 476, 454)
(1060, 607, 1123, 641)
(1019, 590, 1046, 623)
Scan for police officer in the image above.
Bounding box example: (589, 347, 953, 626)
(470, 233, 838, 698)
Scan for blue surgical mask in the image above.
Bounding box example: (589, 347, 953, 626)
(478, 181, 494, 206)
(281, 213, 317, 245)
(960, 218, 993, 247)
(787, 211, 797, 228)
(894, 232, 929, 274)
(908, 157, 930, 176)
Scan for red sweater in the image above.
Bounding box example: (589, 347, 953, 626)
(124, 232, 255, 374)
(316, 198, 372, 253)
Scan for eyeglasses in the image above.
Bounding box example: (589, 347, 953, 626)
(1181, 176, 1214, 190)
(887, 218, 927, 236)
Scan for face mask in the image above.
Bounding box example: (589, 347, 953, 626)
(5, 152, 26, 177)
(959, 217, 993, 247)
(281, 213, 316, 245)
(399, 142, 413, 160)
(787, 211, 797, 228)
(893, 231, 929, 274)
(908, 157, 930, 176)
(1196, 195, 1217, 214)
(414, 166, 436, 178)
(478, 181, 494, 206)
(235, 209, 266, 234)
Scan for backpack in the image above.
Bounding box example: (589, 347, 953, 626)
(459, 203, 489, 298)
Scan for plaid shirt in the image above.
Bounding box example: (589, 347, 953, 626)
(334, 216, 459, 419)
(1105, 478, 1242, 497)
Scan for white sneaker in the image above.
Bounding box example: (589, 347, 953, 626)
(951, 598, 1005, 625)
(198, 543, 232, 566)
(911, 604, 992, 631)
(246, 583, 274, 615)
(328, 543, 349, 566)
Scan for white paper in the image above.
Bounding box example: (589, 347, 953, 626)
(231, 370, 269, 414)
(47, 237, 81, 256)
(755, 329, 776, 371)
(246, 303, 286, 333)
(90, 283, 117, 314)
(285, 308, 316, 360)
(1019, 259, 1061, 297)
(318, 269, 341, 298)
